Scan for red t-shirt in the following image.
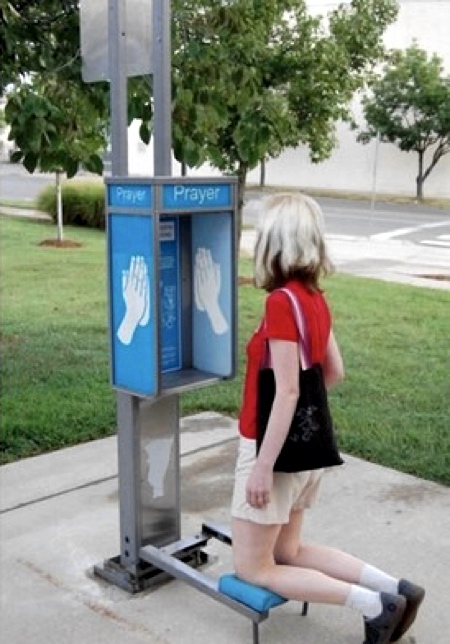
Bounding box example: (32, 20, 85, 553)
(238, 280, 331, 439)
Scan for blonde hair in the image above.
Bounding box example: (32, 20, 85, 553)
(253, 192, 334, 291)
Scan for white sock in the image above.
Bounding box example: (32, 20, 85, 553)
(345, 585, 383, 619)
(360, 564, 399, 595)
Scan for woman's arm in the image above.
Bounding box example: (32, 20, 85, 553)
(323, 329, 345, 388)
(257, 338, 299, 468)
(246, 339, 299, 508)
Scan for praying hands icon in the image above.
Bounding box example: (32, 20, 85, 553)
(117, 255, 150, 345)
(194, 247, 228, 335)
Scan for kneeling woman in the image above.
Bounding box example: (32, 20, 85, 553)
(231, 193, 424, 644)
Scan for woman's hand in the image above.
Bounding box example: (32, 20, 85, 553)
(246, 463, 273, 509)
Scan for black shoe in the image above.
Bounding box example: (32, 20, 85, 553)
(390, 579, 425, 642)
(363, 593, 406, 644)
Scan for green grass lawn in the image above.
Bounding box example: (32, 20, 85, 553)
(1, 215, 449, 485)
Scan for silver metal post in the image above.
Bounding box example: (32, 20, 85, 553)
(96, 0, 200, 590)
(109, 0, 143, 568)
(109, 0, 128, 175)
(147, 0, 180, 548)
(153, 0, 172, 176)
(370, 133, 380, 218)
(117, 394, 142, 569)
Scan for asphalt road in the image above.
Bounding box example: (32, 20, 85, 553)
(1, 162, 450, 249)
(0, 164, 54, 202)
(245, 190, 450, 250)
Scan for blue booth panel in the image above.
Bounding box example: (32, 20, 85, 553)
(108, 213, 157, 397)
(106, 177, 237, 398)
(191, 213, 233, 377)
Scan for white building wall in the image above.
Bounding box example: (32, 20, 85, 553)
(129, 0, 450, 198)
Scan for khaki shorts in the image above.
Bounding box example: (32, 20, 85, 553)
(231, 436, 323, 525)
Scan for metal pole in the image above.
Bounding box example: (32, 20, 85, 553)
(153, 0, 172, 176)
(109, 0, 128, 176)
(370, 133, 380, 215)
(109, 0, 141, 568)
(149, 0, 181, 547)
(96, 1, 184, 590)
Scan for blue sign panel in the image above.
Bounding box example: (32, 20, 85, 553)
(159, 217, 182, 372)
(162, 183, 232, 210)
(191, 212, 233, 377)
(108, 184, 153, 209)
(109, 214, 156, 396)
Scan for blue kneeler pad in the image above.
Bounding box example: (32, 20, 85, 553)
(219, 574, 287, 613)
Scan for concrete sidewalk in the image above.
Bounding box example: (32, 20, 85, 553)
(0, 205, 51, 220)
(1, 412, 449, 644)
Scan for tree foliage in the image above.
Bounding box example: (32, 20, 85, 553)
(1, 0, 398, 224)
(167, 0, 398, 226)
(5, 78, 108, 176)
(5, 74, 108, 241)
(2, 1, 109, 178)
(1, 1, 80, 91)
(359, 43, 450, 199)
(169, 0, 398, 167)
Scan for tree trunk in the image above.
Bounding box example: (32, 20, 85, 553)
(416, 151, 424, 201)
(181, 161, 187, 177)
(56, 170, 64, 242)
(236, 162, 248, 251)
(259, 158, 266, 187)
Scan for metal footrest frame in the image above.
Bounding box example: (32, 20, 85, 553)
(94, 532, 209, 593)
(95, 520, 308, 644)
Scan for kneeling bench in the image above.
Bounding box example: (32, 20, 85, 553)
(219, 574, 287, 612)
(218, 574, 308, 644)
(139, 521, 309, 644)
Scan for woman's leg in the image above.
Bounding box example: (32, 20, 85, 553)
(274, 509, 366, 583)
(232, 516, 351, 604)
(271, 509, 424, 643)
(232, 513, 407, 644)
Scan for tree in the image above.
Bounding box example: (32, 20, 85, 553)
(2, 1, 398, 234)
(359, 43, 450, 200)
(5, 76, 108, 241)
(166, 0, 398, 232)
(0, 104, 6, 158)
(2, 1, 110, 241)
(0, 1, 80, 94)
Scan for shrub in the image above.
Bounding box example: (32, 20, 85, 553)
(37, 180, 105, 229)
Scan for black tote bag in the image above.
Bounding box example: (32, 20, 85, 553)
(256, 288, 343, 473)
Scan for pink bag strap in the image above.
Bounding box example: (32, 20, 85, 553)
(261, 287, 311, 370)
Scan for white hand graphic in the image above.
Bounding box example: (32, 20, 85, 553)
(194, 247, 229, 335)
(117, 255, 150, 345)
